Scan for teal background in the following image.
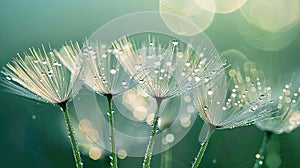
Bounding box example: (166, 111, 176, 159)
(0, 0, 300, 167)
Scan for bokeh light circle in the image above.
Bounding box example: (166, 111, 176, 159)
(195, 0, 247, 14)
(159, 0, 215, 35)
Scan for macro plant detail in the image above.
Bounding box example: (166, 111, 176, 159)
(253, 73, 300, 168)
(191, 57, 277, 168)
(1, 0, 300, 167)
(58, 39, 138, 168)
(1, 43, 84, 168)
(113, 33, 225, 168)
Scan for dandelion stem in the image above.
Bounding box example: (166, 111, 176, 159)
(59, 101, 83, 168)
(106, 94, 118, 168)
(253, 131, 273, 168)
(161, 147, 172, 168)
(191, 124, 215, 168)
(143, 98, 163, 168)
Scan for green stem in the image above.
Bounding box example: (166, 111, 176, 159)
(106, 94, 118, 168)
(143, 98, 163, 168)
(191, 124, 215, 168)
(161, 146, 172, 168)
(253, 131, 273, 168)
(59, 101, 83, 168)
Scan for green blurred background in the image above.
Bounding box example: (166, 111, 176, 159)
(1, 0, 300, 167)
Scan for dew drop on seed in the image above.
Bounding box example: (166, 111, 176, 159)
(110, 69, 117, 74)
(204, 106, 208, 110)
(185, 62, 191, 67)
(6, 76, 11, 80)
(172, 40, 178, 46)
(194, 76, 201, 82)
(208, 89, 213, 95)
(139, 80, 144, 84)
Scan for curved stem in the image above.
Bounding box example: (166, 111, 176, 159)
(106, 94, 118, 168)
(253, 131, 273, 168)
(191, 124, 215, 168)
(143, 98, 163, 168)
(59, 101, 83, 168)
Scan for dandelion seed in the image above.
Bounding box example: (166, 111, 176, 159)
(113, 33, 224, 168)
(191, 59, 276, 168)
(0, 42, 84, 168)
(255, 73, 300, 134)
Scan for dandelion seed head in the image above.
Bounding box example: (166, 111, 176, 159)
(1, 42, 83, 104)
(193, 56, 276, 129)
(255, 73, 300, 134)
(82, 40, 135, 96)
(113, 33, 224, 100)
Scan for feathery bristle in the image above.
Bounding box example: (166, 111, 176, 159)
(255, 73, 300, 134)
(80, 40, 135, 96)
(113, 33, 224, 99)
(193, 60, 276, 129)
(1, 42, 82, 104)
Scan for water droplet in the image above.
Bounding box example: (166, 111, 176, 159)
(122, 80, 127, 86)
(53, 60, 59, 66)
(34, 59, 39, 63)
(6, 76, 12, 80)
(32, 115, 36, 119)
(172, 39, 178, 46)
(139, 79, 144, 84)
(194, 76, 201, 82)
(47, 70, 53, 77)
(110, 68, 117, 74)
(160, 68, 166, 73)
(208, 89, 213, 95)
(204, 106, 208, 110)
(231, 93, 237, 98)
(42, 60, 47, 64)
(185, 62, 191, 67)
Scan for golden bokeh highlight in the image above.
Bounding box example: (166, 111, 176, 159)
(78, 119, 93, 133)
(89, 147, 102, 160)
(118, 149, 127, 159)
